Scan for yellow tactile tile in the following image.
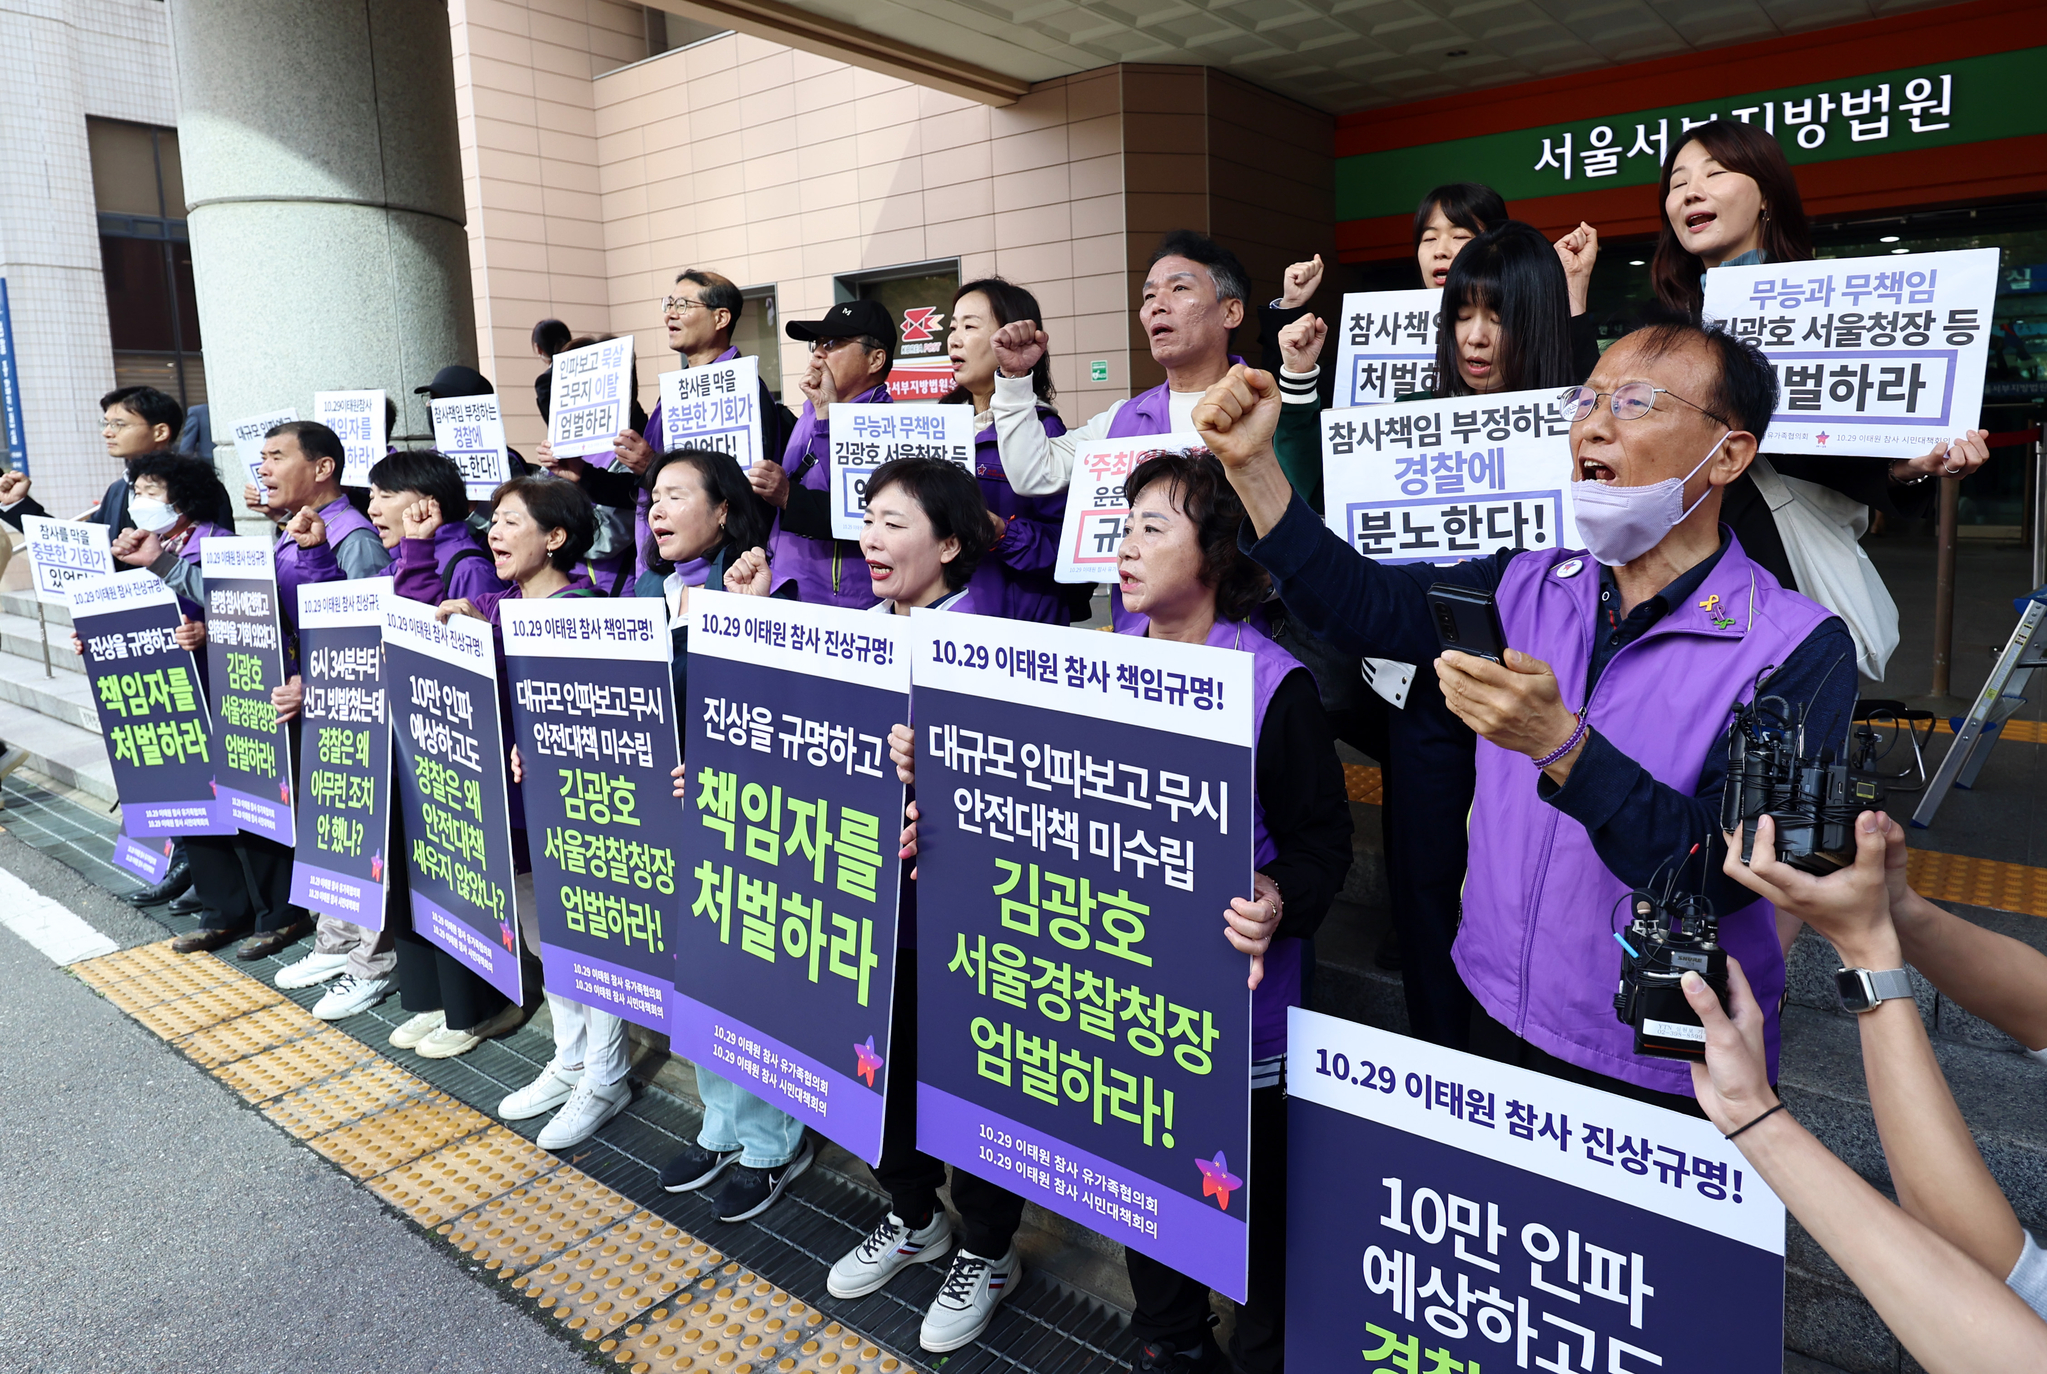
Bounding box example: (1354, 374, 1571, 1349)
(514, 1215, 717, 1338)
(1932, 716, 2047, 744)
(92, 956, 240, 1012)
(307, 1092, 492, 1179)
(263, 1059, 435, 1140)
(439, 1172, 640, 1276)
(1344, 762, 1383, 806)
(366, 1126, 560, 1225)
(131, 978, 285, 1039)
(600, 1279, 856, 1373)
(215, 1026, 378, 1102)
(72, 937, 193, 990)
(174, 1001, 325, 1067)
(1907, 848, 2047, 920)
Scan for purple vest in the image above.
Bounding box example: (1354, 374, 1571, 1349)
(767, 382, 890, 608)
(1455, 538, 1834, 1096)
(968, 405, 1070, 624)
(1116, 612, 1302, 1060)
(1104, 362, 1242, 629)
(639, 344, 742, 585)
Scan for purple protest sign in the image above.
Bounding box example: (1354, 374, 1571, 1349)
(289, 581, 392, 928)
(112, 830, 175, 884)
(910, 611, 1256, 1300)
(200, 537, 294, 841)
(674, 589, 910, 1166)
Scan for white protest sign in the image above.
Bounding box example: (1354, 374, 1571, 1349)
(826, 403, 975, 541)
(660, 355, 764, 468)
(1053, 432, 1206, 585)
(313, 390, 386, 488)
(429, 395, 512, 499)
(1320, 389, 1579, 565)
(22, 515, 114, 604)
(1702, 246, 1999, 458)
(229, 408, 297, 481)
(548, 337, 635, 460)
(1332, 288, 1442, 407)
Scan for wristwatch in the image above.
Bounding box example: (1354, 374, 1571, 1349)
(1834, 966, 1914, 1014)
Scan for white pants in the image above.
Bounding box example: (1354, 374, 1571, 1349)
(517, 870, 628, 1087)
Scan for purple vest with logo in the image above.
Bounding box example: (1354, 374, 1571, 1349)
(1116, 612, 1303, 1060)
(1455, 537, 1834, 1096)
(768, 382, 890, 608)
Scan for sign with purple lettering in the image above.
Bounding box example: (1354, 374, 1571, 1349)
(660, 355, 763, 468)
(1286, 1009, 1785, 1374)
(386, 597, 522, 1003)
(112, 829, 175, 884)
(429, 395, 512, 499)
(70, 570, 224, 838)
(290, 581, 392, 929)
(1703, 246, 1999, 457)
(1333, 288, 1442, 406)
(912, 613, 1256, 1300)
(200, 536, 293, 841)
(1054, 433, 1207, 585)
(313, 389, 386, 488)
(677, 588, 910, 1165)
(1321, 388, 1581, 566)
(547, 337, 634, 460)
(827, 403, 975, 540)
(503, 598, 680, 1035)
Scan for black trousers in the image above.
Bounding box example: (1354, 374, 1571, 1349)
(393, 927, 508, 1031)
(873, 951, 1027, 1258)
(1468, 1005, 1708, 1119)
(1124, 1081, 1288, 1373)
(185, 832, 296, 933)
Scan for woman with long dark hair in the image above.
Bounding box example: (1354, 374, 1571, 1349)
(1430, 220, 1580, 398)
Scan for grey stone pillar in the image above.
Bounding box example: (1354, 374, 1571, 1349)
(168, 0, 474, 491)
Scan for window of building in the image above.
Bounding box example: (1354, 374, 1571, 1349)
(732, 285, 781, 399)
(837, 261, 962, 402)
(88, 118, 205, 409)
(643, 8, 731, 60)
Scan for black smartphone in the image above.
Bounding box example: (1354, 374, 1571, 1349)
(1426, 584, 1509, 664)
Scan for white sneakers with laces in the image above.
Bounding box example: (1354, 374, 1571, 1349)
(499, 1058, 582, 1120)
(535, 1075, 630, 1150)
(826, 1211, 954, 1299)
(275, 949, 350, 989)
(919, 1246, 1023, 1352)
(312, 973, 394, 1020)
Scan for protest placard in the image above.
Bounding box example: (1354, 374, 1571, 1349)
(21, 515, 112, 604)
(1286, 1008, 1785, 1373)
(229, 408, 297, 482)
(676, 589, 910, 1164)
(825, 403, 974, 541)
(659, 356, 764, 468)
(548, 337, 634, 460)
(313, 390, 386, 488)
(290, 581, 391, 928)
(200, 537, 292, 840)
(1703, 246, 1999, 457)
(1052, 433, 1207, 585)
(1333, 289, 1443, 407)
(912, 613, 1257, 1299)
(112, 830, 177, 884)
(429, 395, 512, 499)
(386, 598, 522, 1002)
(1321, 389, 1581, 565)
(70, 569, 223, 838)
(503, 599, 681, 1036)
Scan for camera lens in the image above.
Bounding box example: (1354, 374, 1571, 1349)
(1436, 606, 1457, 640)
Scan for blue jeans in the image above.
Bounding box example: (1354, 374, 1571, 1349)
(695, 1065, 806, 1168)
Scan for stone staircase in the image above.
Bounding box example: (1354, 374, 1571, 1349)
(0, 581, 116, 802)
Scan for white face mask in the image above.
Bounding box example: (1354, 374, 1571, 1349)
(129, 497, 180, 533)
(1567, 431, 1728, 566)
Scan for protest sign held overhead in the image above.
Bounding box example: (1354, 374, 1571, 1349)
(1286, 1009, 1785, 1373)
(313, 390, 386, 488)
(200, 537, 292, 841)
(659, 355, 764, 468)
(826, 403, 974, 541)
(1332, 289, 1442, 407)
(429, 395, 512, 499)
(504, 598, 682, 1037)
(229, 408, 298, 481)
(290, 581, 392, 929)
(912, 613, 1257, 1300)
(21, 515, 112, 604)
(1054, 433, 1206, 586)
(676, 589, 910, 1165)
(548, 336, 634, 460)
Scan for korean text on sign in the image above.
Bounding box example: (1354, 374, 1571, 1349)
(660, 355, 764, 468)
(22, 515, 113, 604)
(827, 403, 975, 540)
(313, 390, 386, 488)
(548, 337, 634, 459)
(289, 581, 392, 926)
(429, 395, 512, 498)
(1054, 433, 1206, 586)
(1333, 289, 1442, 407)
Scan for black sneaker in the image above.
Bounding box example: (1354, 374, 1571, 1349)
(659, 1141, 741, 1194)
(712, 1138, 814, 1222)
(1137, 1334, 1225, 1371)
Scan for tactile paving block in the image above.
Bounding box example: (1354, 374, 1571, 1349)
(307, 1092, 492, 1179)
(174, 1001, 324, 1067)
(366, 1126, 560, 1225)
(1933, 716, 2047, 743)
(131, 978, 285, 1039)
(91, 955, 240, 1012)
(263, 1059, 434, 1140)
(215, 1027, 378, 1103)
(1344, 762, 1383, 806)
(439, 1172, 641, 1275)
(1908, 848, 2047, 920)
(602, 1294, 904, 1374)
(514, 1216, 720, 1338)
(72, 938, 191, 991)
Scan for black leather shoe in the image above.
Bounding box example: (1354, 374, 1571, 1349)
(171, 926, 244, 955)
(123, 854, 193, 907)
(235, 919, 315, 961)
(167, 890, 205, 915)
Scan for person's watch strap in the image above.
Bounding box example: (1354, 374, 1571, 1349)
(1836, 966, 1913, 1012)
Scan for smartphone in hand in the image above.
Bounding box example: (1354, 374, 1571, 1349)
(1426, 584, 1508, 664)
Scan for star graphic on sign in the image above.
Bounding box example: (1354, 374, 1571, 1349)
(369, 852, 385, 883)
(854, 1036, 884, 1087)
(499, 922, 516, 951)
(1195, 1152, 1242, 1210)
(1816, 431, 1830, 445)
(208, 778, 218, 797)
(279, 779, 291, 804)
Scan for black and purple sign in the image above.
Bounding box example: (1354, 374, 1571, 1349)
(386, 596, 521, 1003)
(503, 598, 680, 1035)
(70, 570, 224, 838)
(112, 830, 175, 884)
(200, 536, 293, 840)
(911, 613, 1256, 1299)
(290, 580, 392, 928)
(675, 589, 910, 1166)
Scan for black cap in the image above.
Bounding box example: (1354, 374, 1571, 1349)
(415, 365, 495, 399)
(785, 299, 897, 355)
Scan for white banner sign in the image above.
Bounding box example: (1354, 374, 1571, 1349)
(548, 337, 635, 460)
(660, 356, 765, 469)
(826, 403, 974, 541)
(1333, 288, 1442, 407)
(429, 395, 512, 499)
(313, 390, 386, 488)
(1052, 432, 1207, 585)
(1702, 246, 1999, 457)
(22, 515, 113, 604)
(229, 408, 297, 482)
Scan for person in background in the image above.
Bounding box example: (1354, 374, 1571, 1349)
(0, 385, 185, 532)
(747, 299, 897, 605)
(173, 404, 212, 462)
(941, 277, 1074, 623)
(532, 333, 648, 596)
(531, 317, 573, 425)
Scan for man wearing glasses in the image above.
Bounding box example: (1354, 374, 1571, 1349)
(1193, 321, 1856, 1114)
(0, 385, 184, 532)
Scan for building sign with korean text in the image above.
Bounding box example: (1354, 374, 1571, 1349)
(290, 581, 391, 928)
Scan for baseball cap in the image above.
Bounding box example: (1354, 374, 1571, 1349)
(415, 365, 495, 399)
(785, 299, 898, 355)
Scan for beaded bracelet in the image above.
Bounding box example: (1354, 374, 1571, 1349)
(1532, 713, 1588, 770)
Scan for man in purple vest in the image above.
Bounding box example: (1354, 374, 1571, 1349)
(1200, 321, 1857, 1112)
(988, 230, 1248, 497)
(751, 299, 897, 605)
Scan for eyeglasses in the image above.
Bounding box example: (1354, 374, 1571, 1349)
(661, 295, 709, 315)
(103, 417, 141, 432)
(1557, 383, 1728, 428)
(808, 336, 863, 356)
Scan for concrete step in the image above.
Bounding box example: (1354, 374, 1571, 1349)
(1, 587, 70, 627)
(0, 707, 115, 802)
(0, 643, 101, 732)
(1, 611, 84, 674)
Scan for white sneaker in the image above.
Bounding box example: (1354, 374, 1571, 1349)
(827, 1211, 954, 1299)
(535, 1075, 630, 1150)
(388, 1010, 445, 1050)
(920, 1246, 1022, 1353)
(416, 1001, 524, 1060)
(499, 1058, 583, 1120)
(275, 949, 350, 989)
(312, 974, 394, 1020)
